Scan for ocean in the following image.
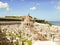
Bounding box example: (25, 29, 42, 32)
(48, 21, 60, 26)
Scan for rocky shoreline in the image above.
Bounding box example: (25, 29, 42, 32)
(0, 22, 60, 45)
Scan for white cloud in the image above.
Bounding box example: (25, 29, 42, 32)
(58, 2, 60, 5)
(54, 1, 60, 11)
(55, 6, 60, 10)
(30, 6, 36, 10)
(36, 3, 40, 6)
(0, 1, 10, 11)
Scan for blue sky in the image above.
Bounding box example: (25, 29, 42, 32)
(0, 0, 60, 21)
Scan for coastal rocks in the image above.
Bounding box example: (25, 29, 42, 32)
(0, 22, 60, 45)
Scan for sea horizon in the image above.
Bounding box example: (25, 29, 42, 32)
(48, 21, 60, 26)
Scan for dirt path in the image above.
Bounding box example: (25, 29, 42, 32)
(30, 27, 47, 41)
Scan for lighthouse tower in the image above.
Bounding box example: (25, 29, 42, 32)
(24, 13, 30, 24)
